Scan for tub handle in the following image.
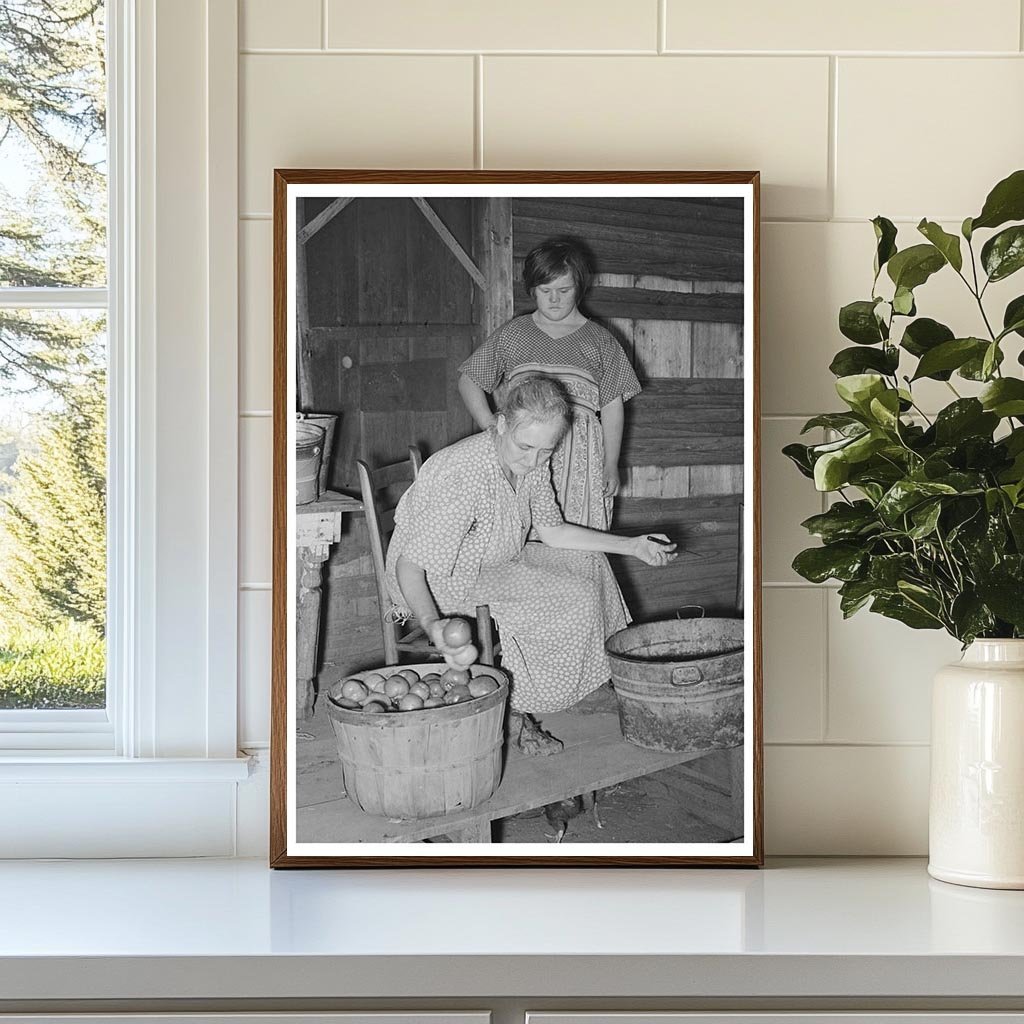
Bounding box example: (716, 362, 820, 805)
(671, 665, 704, 685)
(670, 649, 745, 687)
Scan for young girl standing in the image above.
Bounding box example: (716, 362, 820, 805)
(458, 239, 641, 531)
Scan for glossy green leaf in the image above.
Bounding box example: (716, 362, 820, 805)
(959, 344, 1004, 381)
(911, 337, 987, 380)
(877, 479, 958, 523)
(886, 244, 946, 291)
(976, 580, 1024, 629)
(917, 219, 963, 272)
(800, 501, 879, 543)
(950, 592, 996, 644)
(962, 216, 974, 241)
(970, 168, 1024, 232)
(980, 378, 1024, 418)
(868, 389, 902, 430)
(835, 373, 887, 414)
(982, 341, 1001, 381)
(829, 345, 899, 378)
(868, 553, 915, 587)
(892, 286, 916, 316)
(1002, 295, 1024, 340)
(838, 578, 878, 617)
(839, 300, 886, 345)
(814, 450, 851, 491)
(792, 542, 866, 584)
(933, 399, 999, 445)
(981, 225, 1024, 282)
(800, 412, 866, 435)
(872, 216, 898, 277)
(908, 500, 942, 539)
(870, 594, 944, 630)
(782, 442, 815, 479)
(900, 319, 955, 382)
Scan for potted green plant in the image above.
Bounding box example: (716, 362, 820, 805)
(785, 169, 1024, 889)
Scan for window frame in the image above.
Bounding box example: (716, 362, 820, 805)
(0, 0, 246, 836)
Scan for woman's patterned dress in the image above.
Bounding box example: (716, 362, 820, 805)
(459, 315, 641, 530)
(385, 430, 629, 713)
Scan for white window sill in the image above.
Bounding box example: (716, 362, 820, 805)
(0, 755, 252, 782)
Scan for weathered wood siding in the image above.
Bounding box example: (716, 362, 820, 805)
(511, 199, 746, 621)
(300, 197, 485, 678)
(300, 196, 478, 491)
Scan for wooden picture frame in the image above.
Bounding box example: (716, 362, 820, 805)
(271, 170, 763, 867)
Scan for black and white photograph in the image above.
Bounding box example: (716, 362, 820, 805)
(271, 171, 762, 866)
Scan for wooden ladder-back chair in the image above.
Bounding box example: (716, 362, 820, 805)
(356, 447, 495, 667)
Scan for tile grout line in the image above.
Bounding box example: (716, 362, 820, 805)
(474, 55, 484, 169)
(321, 0, 328, 50)
(657, 0, 666, 54)
(827, 55, 838, 221)
(1021, 0, 1024, 51)
(765, 740, 931, 748)
(820, 587, 831, 743)
(237, 47, 1024, 57)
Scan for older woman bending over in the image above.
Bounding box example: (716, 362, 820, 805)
(385, 375, 676, 755)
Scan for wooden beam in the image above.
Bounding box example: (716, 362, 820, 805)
(514, 230, 743, 282)
(515, 285, 744, 323)
(514, 211, 744, 252)
(297, 196, 356, 246)
(307, 323, 476, 341)
(476, 197, 513, 339)
(295, 197, 313, 409)
(411, 197, 486, 289)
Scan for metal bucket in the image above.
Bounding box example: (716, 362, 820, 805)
(298, 412, 337, 494)
(605, 618, 744, 753)
(295, 421, 325, 505)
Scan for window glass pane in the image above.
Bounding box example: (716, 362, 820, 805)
(0, 309, 106, 709)
(0, 1, 107, 289)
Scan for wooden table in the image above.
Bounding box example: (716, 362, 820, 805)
(296, 709, 743, 843)
(295, 490, 363, 721)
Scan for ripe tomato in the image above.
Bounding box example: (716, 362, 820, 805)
(440, 666, 470, 689)
(442, 618, 472, 647)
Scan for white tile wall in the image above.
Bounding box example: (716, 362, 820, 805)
(240, 219, 273, 412)
(326, 0, 659, 51)
(236, 4, 1024, 854)
(483, 56, 831, 220)
(241, 0, 322, 50)
(665, 0, 1021, 53)
(239, 590, 272, 748)
(836, 58, 1024, 220)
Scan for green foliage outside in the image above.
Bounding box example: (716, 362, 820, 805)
(0, 1, 107, 709)
(0, 620, 104, 708)
(784, 170, 1024, 645)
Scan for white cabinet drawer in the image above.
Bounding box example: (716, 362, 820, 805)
(528, 1016, 1024, 1024)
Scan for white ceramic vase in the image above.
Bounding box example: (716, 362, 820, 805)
(929, 639, 1024, 889)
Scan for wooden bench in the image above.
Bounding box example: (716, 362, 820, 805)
(296, 709, 743, 844)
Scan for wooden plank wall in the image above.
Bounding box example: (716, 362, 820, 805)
(299, 197, 481, 677)
(511, 199, 745, 619)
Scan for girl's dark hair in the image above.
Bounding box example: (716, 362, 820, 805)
(499, 374, 571, 434)
(522, 239, 591, 299)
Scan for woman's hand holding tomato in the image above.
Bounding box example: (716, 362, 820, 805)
(425, 616, 478, 669)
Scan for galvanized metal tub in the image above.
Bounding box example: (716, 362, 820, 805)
(605, 618, 744, 753)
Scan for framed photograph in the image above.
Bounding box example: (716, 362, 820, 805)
(271, 170, 762, 867)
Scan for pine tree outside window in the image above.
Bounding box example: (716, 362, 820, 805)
(0, 1, 110, 743)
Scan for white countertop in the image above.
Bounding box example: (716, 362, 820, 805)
(2, 857, 1024, 1001)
